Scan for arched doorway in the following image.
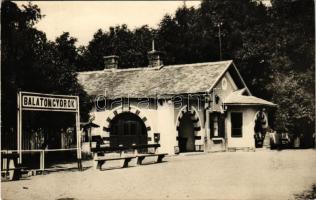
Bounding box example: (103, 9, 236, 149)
(109, 112, 147, 147)
(178, 112, 195, 152)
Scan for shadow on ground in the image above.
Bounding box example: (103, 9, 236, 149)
(294, 184, 316, 200)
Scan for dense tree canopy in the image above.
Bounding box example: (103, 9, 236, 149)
(1, 1, 91, 139)
(79, 24, 153, 70)
(71, 0, 316, 146)
(2, 0, 315, 146)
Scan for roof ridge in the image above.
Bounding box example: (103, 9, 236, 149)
(163, 60, 232, 69)
(78, 60, 233, 75)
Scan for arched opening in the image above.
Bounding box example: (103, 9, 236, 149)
(109, 112, 147, 148)
(178, 112, 195, 152)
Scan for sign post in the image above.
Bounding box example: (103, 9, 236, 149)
(17, 92, 22, 163)
(17, 91, 82, 170)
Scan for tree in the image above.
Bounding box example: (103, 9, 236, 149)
(265, 0, 315, 145)
(2, 1, 45, 131)
(80, 24, 154, 71)
(1, 1, 91, 148)
(267, 70, 315, 147)
(4, 0, 313, 148)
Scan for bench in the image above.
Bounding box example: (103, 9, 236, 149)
(91, 146, 136, 170)
(94, 155, 136, 169)
(91, 144, 168, 170)
(136, 153, 167, 165)
(132, 144, 168, 165)
(1, 152, 27, 180)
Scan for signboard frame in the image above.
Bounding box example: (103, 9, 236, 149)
(17, 91, 82, 170)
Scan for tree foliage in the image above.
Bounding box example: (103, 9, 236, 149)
(79, 24, 153, 70)
(1, 1, 91, 137)
(2, 0, 315, 146)
(79, 0, 314, 142)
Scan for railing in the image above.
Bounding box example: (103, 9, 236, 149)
(1, 148, 78, 172)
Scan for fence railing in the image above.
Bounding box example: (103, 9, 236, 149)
(1, 148, 78, 171)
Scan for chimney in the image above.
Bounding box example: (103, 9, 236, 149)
(104, 55, 119, 69)
(147, 40, 163, 68)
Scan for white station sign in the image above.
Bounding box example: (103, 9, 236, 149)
(21, 93, 78, 111)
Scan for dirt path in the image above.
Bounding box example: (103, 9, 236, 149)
(2, 149, 316, 200)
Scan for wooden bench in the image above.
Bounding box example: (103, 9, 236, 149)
(94, 155, 136, 169)
(136, 153, 167, 165)
(91, 146, 136, 170)
(91, 144, 168, 170)
(132, 144, 168, 165)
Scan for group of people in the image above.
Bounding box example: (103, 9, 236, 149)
(28, 128, 75, 150)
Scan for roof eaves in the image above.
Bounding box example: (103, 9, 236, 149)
(224, 102, 277, 107)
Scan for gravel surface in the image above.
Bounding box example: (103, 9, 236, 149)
(2, 149, 316, 200)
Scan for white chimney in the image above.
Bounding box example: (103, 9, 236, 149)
(104, 55, 119, 69)
(147, 40, 163, 68)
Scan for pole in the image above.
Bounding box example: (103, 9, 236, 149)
(19, 94, 23, 163)
(218, 22, 223, 61)
(17, 91, 22, 164)
(40, 150, 45, 172)
(89, 128, 92, 150)
(76, 96, 82, 170)
(17, 92, 20, 163)
(204, 110, 209, 152)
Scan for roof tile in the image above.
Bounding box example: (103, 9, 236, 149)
(77, 60, 232, 99)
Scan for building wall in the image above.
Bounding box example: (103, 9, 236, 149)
(157, 101, 178, 154)
(226, 106, 257, 148)
(214, 71, 238, 100)
(89, 99, 179, 154)
(204, 71, 238, 150)
(87, 70, 259, 153)
(89, 98, 207, 155)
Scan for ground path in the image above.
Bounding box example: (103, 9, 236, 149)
(2, 149, 316, 200)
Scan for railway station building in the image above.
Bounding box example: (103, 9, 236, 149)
(78, 48, 276, 155)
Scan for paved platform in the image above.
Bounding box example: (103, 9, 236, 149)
(2, 149, 316, 200)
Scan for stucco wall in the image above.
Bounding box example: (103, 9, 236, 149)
(226, 107, 257, 148)
(214, 71, 238, 102)
(204, 71, 238, 150)
(89, 99, 180, 154)
(157, 101, 178, 154)
(89, 98, 207, 155)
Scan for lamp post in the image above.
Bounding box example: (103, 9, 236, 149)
(216, 22, 223, 61)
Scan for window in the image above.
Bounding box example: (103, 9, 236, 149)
(231, 112, 243, 137)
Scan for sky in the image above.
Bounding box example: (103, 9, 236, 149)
(15, 1, 201, 46)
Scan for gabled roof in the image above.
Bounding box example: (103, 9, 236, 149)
(77, 60, 233, 99)
(224, 89, 276, 107)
